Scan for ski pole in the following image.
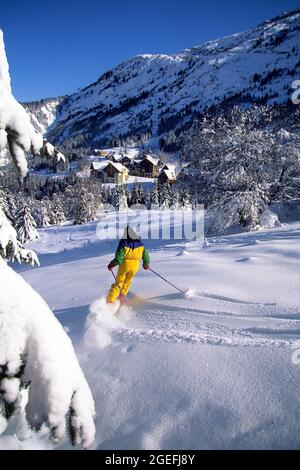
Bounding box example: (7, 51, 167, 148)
(111, 270, 131, 310)
(149, 268, 185, 294)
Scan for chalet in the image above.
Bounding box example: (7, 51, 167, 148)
(161, 163, 176, 173)
(111, 153, 123, 163)
(89, 155, 108, 164)
(158, 163, 183, 184)
(107, 153, 117, 162)
(93, 149, 108, 157)
(130, 159, 141, 175)
(158, 169, 176, 185)
(90, 161, 107, 178)
(134, 155, 160, 177)
(90, 161, 129, 184)
(163, 163, 185, 174)
(119, 155, 134, 167)
(108, 153, 132, 164)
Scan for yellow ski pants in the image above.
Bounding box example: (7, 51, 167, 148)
(107, 259, 140, 302)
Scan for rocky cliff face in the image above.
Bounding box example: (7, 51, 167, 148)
(23, 97, 65, 135)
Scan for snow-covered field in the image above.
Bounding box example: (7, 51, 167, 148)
(5, 216, 300, 449)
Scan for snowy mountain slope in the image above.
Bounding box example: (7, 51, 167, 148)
(5, 216, 300, 449)
(47, 9, 300, 149)
(23, 97, 65, 135)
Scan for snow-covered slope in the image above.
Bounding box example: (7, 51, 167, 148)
(47, 9, 300, 149)
(5, 215, 300, 449)
(23, 97, 65, 135)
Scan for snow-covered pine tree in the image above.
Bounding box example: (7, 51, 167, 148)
(5, 192, 17, 223)
(130, 181, 139, 205)
(31, 198, 42, 228)
(180, 189, 192, 210)
(207, 186, 268, 235)
(269, 129, 300, 202)
(171, 190, 180, 209)
(50, 194, 66, 225)
(15, 203, 39, 243)
(33, 198, 51, 228)
(40, 198, 52, 227)
(118, 189, 129, 211)
(150, 180, 159, 207)
(159, 183, 172, 210)
(123, 184, 131, 208)
(112, 184, 129, 211)
(131, 181, 144, 205)
(181, 105, 300, 231)
(138, 183, 145, 205)
(63, 184, 77, 220)
(86, 179, 104, 218)
(144, 190, 151, 209)
(0, 188, 9, 217)
(74, 188, 97, 224)
(0, 29, 95, 448)
(112, 185, 120, 210)
(0, 208, 39, 265)
(103, 185, 112, 205)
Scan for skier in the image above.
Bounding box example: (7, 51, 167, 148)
(107, 225, 150, 304)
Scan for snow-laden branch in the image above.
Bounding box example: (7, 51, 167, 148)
(0, 29, 95, 448)
(0, 260, 95, 448)
(0, 208, 39, 266)
(0, 30, 64, 177)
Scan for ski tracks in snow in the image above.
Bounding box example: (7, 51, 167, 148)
(92, 295, 300, 350)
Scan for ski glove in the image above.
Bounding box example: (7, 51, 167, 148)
(107, 260, 117, 271)
(143, 264, 150, 270)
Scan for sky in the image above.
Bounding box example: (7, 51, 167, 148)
(1, 0, 299, 102)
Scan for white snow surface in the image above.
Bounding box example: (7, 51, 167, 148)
(260, 208, 281, 229)
(4, 214, 300, 449)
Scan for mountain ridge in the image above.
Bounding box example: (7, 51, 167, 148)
(24, 8, 300, 153)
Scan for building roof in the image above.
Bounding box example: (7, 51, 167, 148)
(162, 162, 184, 177)
(121, 154, 134, 160)
(142, 155, 159, 166)
(162, 163, 176, 172)
(90, 161, 128, 173)
(110, 162, 128, 173)
(159, 169, 176, 181)
(90, 161, 109, 170)
(112, 154, 123, 162)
